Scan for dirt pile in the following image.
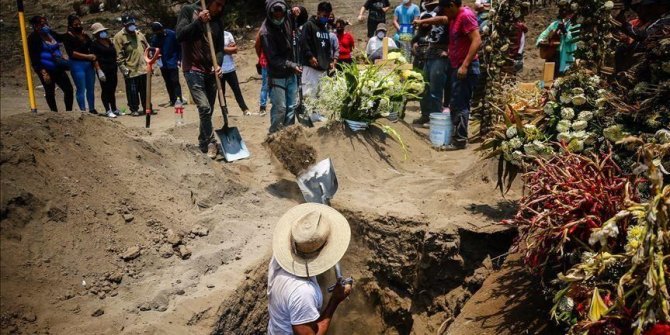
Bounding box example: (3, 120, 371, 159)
(265, 125, 317, 176)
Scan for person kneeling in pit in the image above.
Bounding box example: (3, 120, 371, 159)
(268, 203, 352, 335)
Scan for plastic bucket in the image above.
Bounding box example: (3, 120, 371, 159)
(429, 112, 453, 147)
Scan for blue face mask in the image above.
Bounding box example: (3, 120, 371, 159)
(319, 17, 329, 25)
(40, 26, 51, 34)
(99, 31, 109, 39)
(271, 17, 285, 26)
(126, 24, 137, 33)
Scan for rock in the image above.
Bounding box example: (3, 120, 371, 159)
(151, 293, 169, 312)
(63, 290, 75, 300)
(23, 312, 37, 322)
(106, 271, 124, 284)
(98, 292, 106, 299)
(110, 292, 118, 297)
(177, 245, 191, 260)
(206, 284, 214, 289)
(138, 302, 152, 311)
(175, 289, 185, 295)
(120, 246, 141, 261)
(158, 244, 174, 258)
(91, 308, 104, 317)
(166, 229, 182, 246)
(106, 209, 114, 216)
(191, 225, 209, 237)
(122, 214, 134, 222)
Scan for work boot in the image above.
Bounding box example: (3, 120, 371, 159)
(412, 115, 430, 126)
(207, 142, 218, 159)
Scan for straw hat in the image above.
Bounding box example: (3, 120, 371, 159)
(90, 22, 109, 35)
(272, 203, 351, 278)
(375, 23, 388, 32)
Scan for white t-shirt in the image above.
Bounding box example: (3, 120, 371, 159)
(267, 258, 323, 335)
(221, 31, 236, 74)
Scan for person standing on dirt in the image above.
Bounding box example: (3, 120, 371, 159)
(176, 0, 226, 157)
(268, 203, 352, 335)
(392, 0, 420, 62)
(335, 19, 355, 67)
(255, 31, 270, 116)
(90, 22, 120, 118)
(358, 0, 392, 38)
(536, 3, 576, 76)
(27, 15, 74, 112)
(260, 0, 302, 133)
(113, 15, 150, 117)
(63, 15, 101, 114)
(300, 2, 334, 100)
(150, 22, 183, 107)
(220, 30, 252, 116)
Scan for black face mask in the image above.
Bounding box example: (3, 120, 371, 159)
(72, 26, 83, 33)
(336, 28, 344, 33)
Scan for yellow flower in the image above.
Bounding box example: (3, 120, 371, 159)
(588, 288, 609, 322)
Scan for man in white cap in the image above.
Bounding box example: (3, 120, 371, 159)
(268, 203, 352, 334)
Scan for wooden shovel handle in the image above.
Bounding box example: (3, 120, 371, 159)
(199, 0, 228, 126)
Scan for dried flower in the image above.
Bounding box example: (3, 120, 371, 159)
(506, 126, 518, 139)
(578, 110, 594, 121)
(561, 107, 576, 120)
(572, 120, 588, 131)
(572, 94, 587, 106)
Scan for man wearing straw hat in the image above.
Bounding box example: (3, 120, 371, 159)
(268, 203, 352, 334)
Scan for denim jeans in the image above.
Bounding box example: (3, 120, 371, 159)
(419, 57, 450, 118)
(70, 59, 96, 111)
(260, 67, 269, 109)
(184, 71, 217, 151)
(449, 60, 480, 146)
(269, 75, 298, 134)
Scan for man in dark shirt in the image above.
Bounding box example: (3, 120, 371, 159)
(150, 22, 183, 107)
(358, 0, 391, 38)
(176, 0, 226, 158)
(300, 2, 333, 100)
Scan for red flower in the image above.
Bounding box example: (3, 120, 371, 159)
(644, 323, 670, 335)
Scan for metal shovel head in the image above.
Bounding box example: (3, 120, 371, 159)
(296, 158, 338, 203)
(214, 126, 250, 162)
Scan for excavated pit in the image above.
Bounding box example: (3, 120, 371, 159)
(212, 209, 516, 334)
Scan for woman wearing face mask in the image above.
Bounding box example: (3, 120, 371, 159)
(27, 15, 74, 112)
(63, 15, 100, 114)
(335, 19, 355, 68)
(90, 23, 120, 118)
(365, 23, 397, 60)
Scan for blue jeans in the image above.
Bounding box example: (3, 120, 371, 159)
(449, 60, 480, 146)
(260, 67, 269, 109)
(70, 59, 96, 111)
(269, 76, 297, 133)
(184, 71, 217, 151)
(419, 57, 450, 118)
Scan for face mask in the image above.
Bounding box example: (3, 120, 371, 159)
(99, 31, 109, 39)
(271, 18, 285, 26)
(127, 24, 137, 33)
(40, 26, 51, 34)
(72, 26, 83, 33)
(377, 32, 386, 39)
(319, 17, 329, 25)
(402, 0, 410, 4)
(336, 28, 344, 33)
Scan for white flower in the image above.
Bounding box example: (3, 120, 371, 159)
(573, 130, 588, 139)
(590, 75, 601, 85)
(578, 110, 594, 121)
(572, 120, 588, 131)
(506, 126, 518, 139)
(571, 2, 578, 11)
(572, 87, 585, 95)
(595, 98, 607, 108)
(560, 93, 572, 104)
(509, 137, 523, 149)
(561, 107, 576, 120)
(556, 120, 571, 133)
(524, 142, 538, 156)
(557, 132, 572, 143)
(589, 220, 619, 246)
(597, 89, 607, 96)
(511, 150, 523, 162)
(500, 141, 511, 153)
(604, 1, 614, 10)
(544, 102, 557, 115)
(571, 94, 587, 106)
(568, 138, 584, 152)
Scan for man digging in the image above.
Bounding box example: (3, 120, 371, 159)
(268, 203, 353, 334)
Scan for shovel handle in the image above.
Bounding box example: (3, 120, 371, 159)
(199, 0, 228, 129)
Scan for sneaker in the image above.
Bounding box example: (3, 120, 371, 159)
(206, 142, 218, 159)
(243, 110, 252, 116)
(412, 115, 430, 125)
(113, 109, 123, 116)
(444, 142, 467, 151)
(89, 109, 99, 115)
(97, 69, 106, 82)
(131, 111, 142, 117)
(259, 108, 267, 117)
(106, 110, 117, 118)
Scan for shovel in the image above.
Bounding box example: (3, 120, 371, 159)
(144, 47, 160, 128)
(199, 0, 250, 162)
(291, 16, 314, 128)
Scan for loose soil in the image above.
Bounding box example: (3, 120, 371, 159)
(1, 0, 558, 334)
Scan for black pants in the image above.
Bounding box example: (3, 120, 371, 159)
(124, 74, 147, 113)
(221, 71, 248, 112)
(160, 67, 183, 105)
(99, 66, 118, 111)
(367, 19, 384, 38)
(38, 68, 74, 112)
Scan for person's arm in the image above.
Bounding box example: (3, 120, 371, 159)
(382, 0, 391, 13)
(358, 2, 368, 21)
(175, 5, 202, 42)
(291, 282, 351, 335)
(300, 22, 317, 67)
(224, 43, 238, 54)
(536, 21, 557, 46)
(254, 31, 262, 58)
(28, 33, 43, 73)
(113, 34, 130, 76)
(393, 7, 400, 30)
(261, 30, 301, 74)
(414, 15, 448, 26)
(457, 29, 482, 79)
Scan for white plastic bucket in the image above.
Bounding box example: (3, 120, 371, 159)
(429, 112, 453, 147)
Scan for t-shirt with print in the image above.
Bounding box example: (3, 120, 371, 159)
(221, 31, 236, 73)
(423, 11, 449, 60)
(394, 4, 420, 34)
(365, 0, 391, 22)
(448, 6, 479, 68)
(267, 258, 323, 335)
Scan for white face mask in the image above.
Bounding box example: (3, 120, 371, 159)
(377, 32, 385, 39)
(126, 24, 136, 33)
(402, 0, 410, 4)
(98, 31, 109, 39)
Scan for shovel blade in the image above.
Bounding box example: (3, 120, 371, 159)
(215, 127, 250, 162)
(296, 158, 337, 204)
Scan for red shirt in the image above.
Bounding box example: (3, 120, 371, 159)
(448, 6, 479, 68)
(336, 32, 355, 61)
(259, 50, 268, 68)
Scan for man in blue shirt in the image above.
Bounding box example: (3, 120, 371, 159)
(150, 22, 183, 106)
(393, 0, 420, 62)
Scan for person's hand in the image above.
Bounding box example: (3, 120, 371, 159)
(331, 281, 352, 304)
(358, 14, 364, 22)
(177, 60, 181, 68)
(309, 57, 318, 68)
(215, 65, 223, 78)
(413, 19, 422, 27)
(292, 7, 301, 17)
(457, 64, 468, 80)
(198, 9, 211, 23)
(41, 70, 52, 85)
(329, 61, 336, 70)
(89, 54, 97, 62)
(293, 65, 303, 75)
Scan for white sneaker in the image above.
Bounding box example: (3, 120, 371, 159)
(207, 143, 218, 159)
(114, 109, 125, 116)
(106, 110, 117, 118)
(97, 69, 106, 82)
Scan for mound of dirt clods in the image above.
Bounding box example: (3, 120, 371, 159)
(265, 125, 317, 176)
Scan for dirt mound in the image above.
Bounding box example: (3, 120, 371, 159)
(265, 125, 317, 176)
